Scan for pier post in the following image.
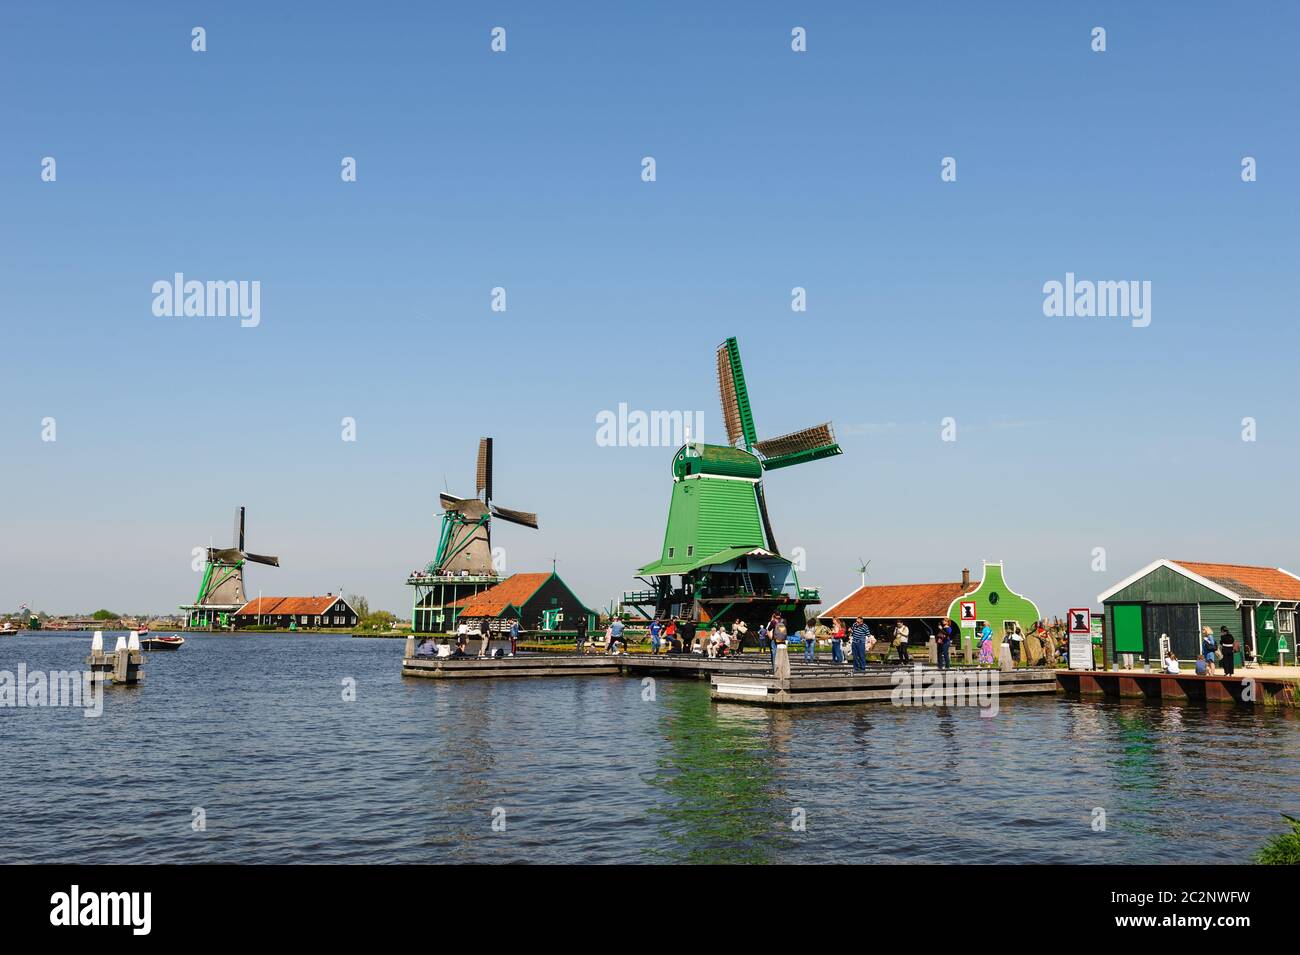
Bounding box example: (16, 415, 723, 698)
(773, 643, 791, 682)
(404, 636, 415, 659)
(998, 643, 1014, 671)
(86, 630, 113, 685)
(927, 637, 938, 665)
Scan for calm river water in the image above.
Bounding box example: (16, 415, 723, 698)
(2, 632, 1296, 864)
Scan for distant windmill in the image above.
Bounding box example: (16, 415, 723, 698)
(430, 437, 538, 577)
(854, 558, 871, 588)
(184, 506, 280, 627)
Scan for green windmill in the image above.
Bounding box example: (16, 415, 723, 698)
(626, 337, 842, 630)
(181, 506, 280, 629)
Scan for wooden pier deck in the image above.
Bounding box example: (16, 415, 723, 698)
(402, 655, 620, 679)
(711, 666, 1059, 706)
(1055, 668, 1297, 705)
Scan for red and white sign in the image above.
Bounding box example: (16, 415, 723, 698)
(959, 600, 977, 626)
(1068, 608, 1092, 635)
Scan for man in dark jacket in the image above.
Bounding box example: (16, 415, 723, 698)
(1219, 626, 1236, 676)
(574, 613, 588, 655)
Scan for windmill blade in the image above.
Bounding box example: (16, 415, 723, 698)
(716, 338, 758, 450)
(756, 422, 843, 471)
(716, 338, 757, 450)
(490, 504, 538, 529)
(233, 506, 246, 549)
(476, 437, 493, 502)
(208, 547, 244, 563)
(243, 552, 280, 567)
(441, 493, 489, 518)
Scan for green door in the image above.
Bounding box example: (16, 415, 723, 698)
(1112, 604, 1144, 660)
(1255, 604, 1278, 664)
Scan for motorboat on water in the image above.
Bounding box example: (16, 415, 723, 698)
(140, 633, 185, 650)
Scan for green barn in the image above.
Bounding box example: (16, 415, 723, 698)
(1096, 559, 1300, 667)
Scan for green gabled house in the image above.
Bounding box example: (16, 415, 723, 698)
(944, 561, 1041, 646)
(1097, 559, 1300, 667)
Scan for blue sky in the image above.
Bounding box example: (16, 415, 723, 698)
(2, 1, 1298, 618)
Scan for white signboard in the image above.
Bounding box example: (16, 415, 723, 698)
(959, 600, 976, 627)
(1067, 608, 1093, 670)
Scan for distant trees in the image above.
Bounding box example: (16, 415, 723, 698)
(91, 609, 118, 620)
(346, 594, 396, 631)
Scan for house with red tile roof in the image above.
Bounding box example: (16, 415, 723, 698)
(817, 563, 1041, 649)
(447, 571, 594, 633)
(1097, 559, 1300, 666)
(233, 594, 358, 630)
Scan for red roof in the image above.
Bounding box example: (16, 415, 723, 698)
(1172, 561, 1300, 601)
(820, 582, 970, 621)
(450, 573, 551, 617)
(235, 595, 347, 616)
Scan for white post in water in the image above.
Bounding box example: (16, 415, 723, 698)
(87, 631, 111, 684)
(128, 630, 141, 651)
(404, 635, 415, 659)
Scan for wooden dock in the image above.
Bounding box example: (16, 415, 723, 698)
(402, 654, 620, 679)
(1055, 668, 1297, 705)
(711, 665, 1059, 706)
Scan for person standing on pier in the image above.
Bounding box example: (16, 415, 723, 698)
(850, 617, 871, 672)
(936, 618, 955, 671)
(650, 619, 661, 654)
(477, 617, 492, 659)
(574, 612, 588, 655)
(893, 620, 911, 664)
(1201, 626, 1218, 676)
(803, 625, 816, 663)
(509, 619, 519, 657)
(830, 620, 844, 664)
(1219, 626, 1236, 676)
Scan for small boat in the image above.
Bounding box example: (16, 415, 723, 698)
(137, 626, 150, 637)
(0, 624, 17, 636)
(141, 634, 185, 650)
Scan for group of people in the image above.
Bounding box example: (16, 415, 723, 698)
(645, 617, 746, 656)
(414, 617, 522, 659)
(1164, 625, 1238, 675)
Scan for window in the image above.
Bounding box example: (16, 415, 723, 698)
(1279, 609, 1295, 634)
(668, 547, 675, 557)
(687, 545, 694, 556)
(300, 615, 307, 624)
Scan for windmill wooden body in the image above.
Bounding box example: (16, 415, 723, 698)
(624, 337, 842, 632)
(408, 438, 538, 633)
(181, 506, 280, 629)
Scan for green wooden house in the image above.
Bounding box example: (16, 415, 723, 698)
(1096, 559, 1300, 667)
(944, 561, 1042, 650)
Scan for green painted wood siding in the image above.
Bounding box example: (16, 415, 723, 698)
(657, 477, 764, 570)
(1105, 565, 1225, 604)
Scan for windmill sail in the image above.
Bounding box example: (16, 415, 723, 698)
(716, 338, 757, 450)
(754, 422, 842, 470)
(490, 504, 539, 529)
(476, 437, 493, 502)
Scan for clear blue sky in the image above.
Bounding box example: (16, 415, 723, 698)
(2, 2, 1297, 618)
